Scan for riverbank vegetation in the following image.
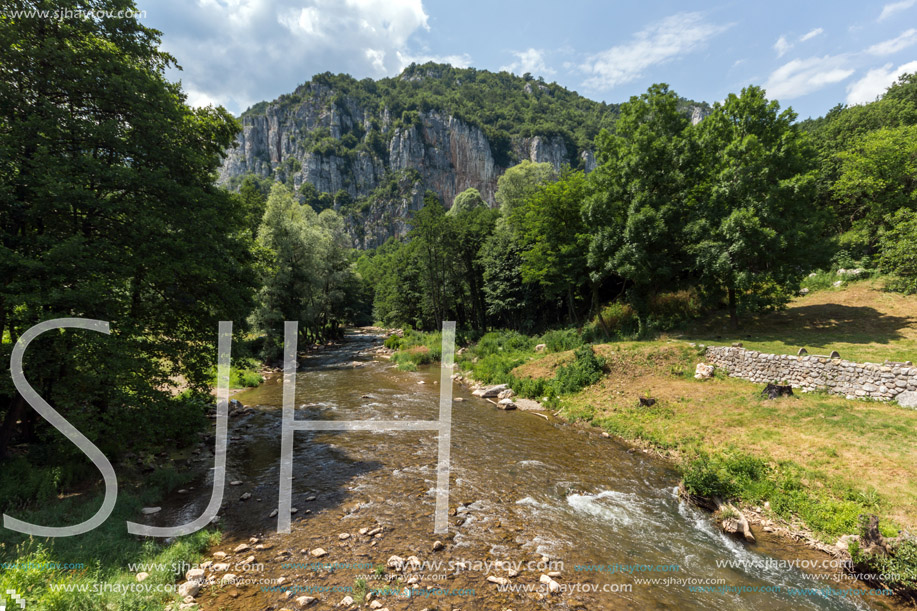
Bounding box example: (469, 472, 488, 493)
(388, 281, 917, 597)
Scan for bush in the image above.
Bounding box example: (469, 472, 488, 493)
(851, 533, 917, 595)
(681, 450, 769, 500)
(473, 330, 538, 357)
(879, 208, 917, 293)
(584, 302, 638, 341)
(646, 289, 702, 329)
(540, 328, 585, 353)
(553, 345, 606, 394)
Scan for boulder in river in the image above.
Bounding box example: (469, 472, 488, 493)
(497, 398, 517, 410)
(473, 384, 508, 398)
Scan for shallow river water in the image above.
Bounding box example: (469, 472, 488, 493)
(147, 330, 899, 611)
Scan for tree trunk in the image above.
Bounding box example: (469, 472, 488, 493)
(727, 285, 739, 330)
(567, 287, 579, 324)
(0, 394, 26, 459)
(590, 281, 610, 336)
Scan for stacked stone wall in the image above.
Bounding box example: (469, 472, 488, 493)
(704, 346, 916, 401)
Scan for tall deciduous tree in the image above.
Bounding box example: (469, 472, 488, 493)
(690, 86, 825, 327)
(254, 183, 356, 359)
(510, 169, 590, 322)
(584, 84, 694, 334)
(0, 0, 256, 460)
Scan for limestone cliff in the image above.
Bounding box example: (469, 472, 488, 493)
(217, 64, 607, 247)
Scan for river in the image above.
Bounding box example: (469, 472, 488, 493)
(148, 330, 897, 610)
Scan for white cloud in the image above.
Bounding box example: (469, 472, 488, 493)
(879, 0, 917, 21)
(150, 0, 432, 113)
(846, 60, 917, 104)
(580, 12, 730, 90)
(774, 35, 793, 57)
(800, 28, 824, 42)
(867, 29, 917, 55)
(764, 55, 855, 99)
(500, 48, 555, 76)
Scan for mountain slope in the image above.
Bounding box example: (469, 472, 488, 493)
(219, 62, 709, 247)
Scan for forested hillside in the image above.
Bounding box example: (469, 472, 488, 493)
(220, 63, 710, 247)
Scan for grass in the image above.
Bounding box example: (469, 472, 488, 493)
(0, 469, 220, 610)
(682, 279, 917, 363)
(210, 357, 264, 388)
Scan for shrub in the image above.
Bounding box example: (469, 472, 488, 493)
(646, 289, 702, 329)
(540, 328, 585, 353)
(553, 345, 606, 394)
(584, 302, 638, 341)
(473, 330, 537, 357)
(879, 208, 917, 294)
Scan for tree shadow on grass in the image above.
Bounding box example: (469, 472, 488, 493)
(689, 303, 916, 348)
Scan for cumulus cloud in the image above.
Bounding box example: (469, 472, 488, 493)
(878, 0, 917, 21)
(580, 12, 730, 90)
(800, 28, 824, 42)
(764, 55, 855, 99)
(867, 29, 917, 55)
(145, 0, 433, 114)
(500, 48, 555, 76)
(846, 60, 917, 104)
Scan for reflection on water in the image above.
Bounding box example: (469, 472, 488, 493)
(147, 330, 891, 610)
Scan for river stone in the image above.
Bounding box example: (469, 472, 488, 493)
(220, 573, 237, 585)
(487, 575, 511, 586)
(473, 384, 508, 398)
(140, 506, 161, 515)
(185, 568, 205, 581)
(339, 595, 354, 606)
(897, 391, 917, 408)
(295, 595, 317, 607)
(310, 548, 328, 557)
(233, 543, 250, 553)
(135, 572, 149, 582)
(497, 398, 517, 410)
(178, 580, 200, 598)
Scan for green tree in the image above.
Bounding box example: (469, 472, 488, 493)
(691, 86, 824, 327)
(0, 0, 256, 460)
(450, 203, 499, 330)
(878, 208, 917, 293)
(510, 169, 590, 322)
(253, 184, 357, 358)
(584, 84, 694, 334)
(494, 160, 557, 215)
(409, 191, 455, 327)
(238, 174, 271, 238)
(832, 125, 917, 251)
(448, 187, 487, 216)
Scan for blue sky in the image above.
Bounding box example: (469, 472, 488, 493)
(136, 0, 917, 120)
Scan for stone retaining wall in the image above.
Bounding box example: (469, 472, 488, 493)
(704, 346, 916, 401)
